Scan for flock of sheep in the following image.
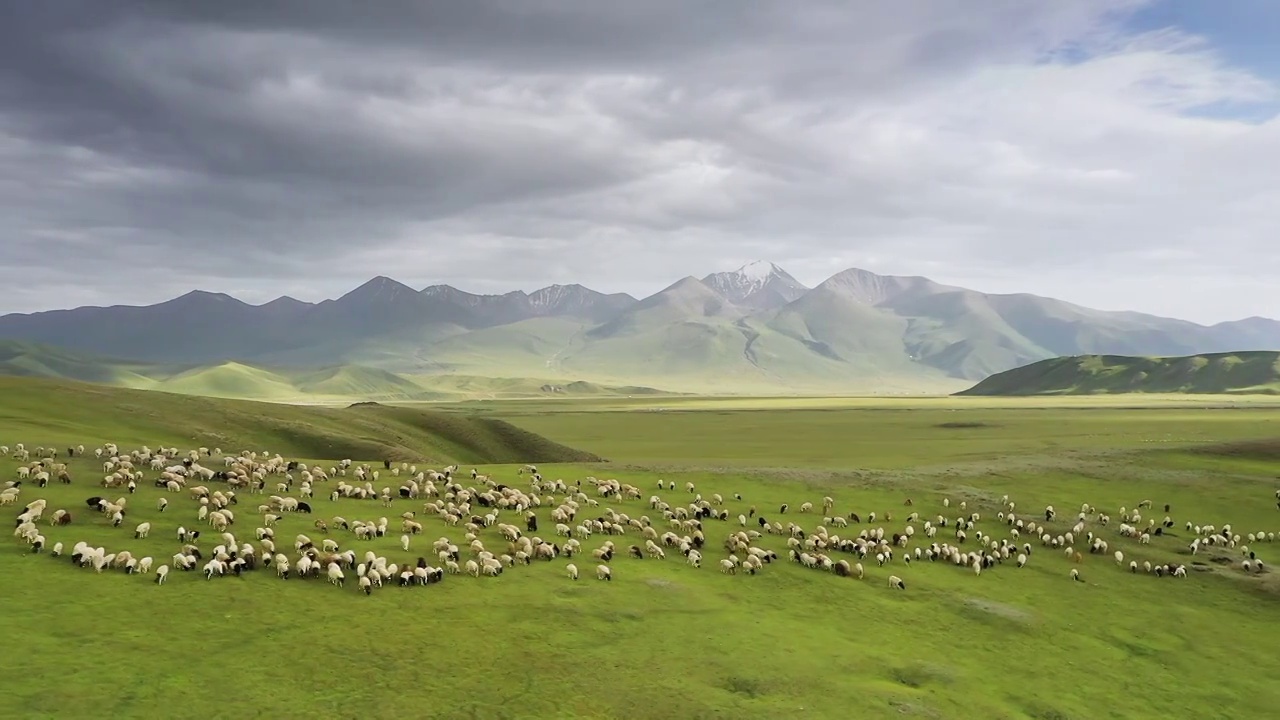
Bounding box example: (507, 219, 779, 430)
(4, 440, 1274, 596)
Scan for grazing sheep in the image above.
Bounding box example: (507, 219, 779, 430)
(155, 565, 169, 585)
(596, 564, 612, 581)
(888, 575, 905, 589)
(566, 563, 579, 580)
(1071, 568, 1082, 582)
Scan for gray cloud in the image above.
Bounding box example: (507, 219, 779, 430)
(0, 0, 1276, 323)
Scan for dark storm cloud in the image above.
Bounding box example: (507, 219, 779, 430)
(0, 0, 1276, 322)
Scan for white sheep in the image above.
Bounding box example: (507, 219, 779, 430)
(596, 564, 612, 581)
(155, 565, 169, 585)
(566, 563, 579, 580)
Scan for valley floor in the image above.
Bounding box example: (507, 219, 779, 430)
(2, 393, 1279, 719)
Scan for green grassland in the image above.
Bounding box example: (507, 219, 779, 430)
(3, 379, 1280, 719)
(961, 351, 1280, 396)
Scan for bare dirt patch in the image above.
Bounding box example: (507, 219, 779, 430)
(961, 597, 1035, 625)
(1191, 438, 1280, 460)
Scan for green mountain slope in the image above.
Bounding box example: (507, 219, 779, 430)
(424, 317, 591, 375)
(957, 352, 1280, 396)
(0, 375, 602, 463)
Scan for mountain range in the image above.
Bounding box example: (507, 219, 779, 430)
(958, 351, 1280, 396)
(1, 261, 1277, 393)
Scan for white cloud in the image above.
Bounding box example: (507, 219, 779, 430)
(0, 1, 1276, 323)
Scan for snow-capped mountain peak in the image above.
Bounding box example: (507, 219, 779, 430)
(701, 261, 808, 310)
(737, 260, 781, 284)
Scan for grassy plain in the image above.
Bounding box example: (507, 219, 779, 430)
(2, 381, 1280, 719)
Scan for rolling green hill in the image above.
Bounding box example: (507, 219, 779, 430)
(0, 339, 674, 402)
(957, 351, 1280, 396)
(0, 375, 602, 463)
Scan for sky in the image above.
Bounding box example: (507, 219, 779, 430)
(1, 1, 1277, 325)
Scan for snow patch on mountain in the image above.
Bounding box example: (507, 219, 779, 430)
(738, 260, 777, 283)
(701, 261, 809, 310)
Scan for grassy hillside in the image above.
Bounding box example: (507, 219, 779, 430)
(0, 376, 600, 463)
(0, 339, 160, 387)
(958, 351, 1280, 396)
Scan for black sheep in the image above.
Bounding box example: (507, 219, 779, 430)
(296, 502, 312, 514)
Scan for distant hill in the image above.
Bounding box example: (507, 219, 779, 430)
(0, 340, 672, 402)
(957, 352, 1280, 396)
(1, 261, 1277, 394)
(0, 375, 602, 464)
